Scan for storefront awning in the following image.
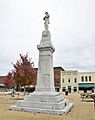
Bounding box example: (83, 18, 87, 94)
(78, 83, 95, 89)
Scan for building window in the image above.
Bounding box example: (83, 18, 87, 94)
(68, 86, 71, 93)
(62, 78, 64, 83)
(85, 76, 87, 81)
(89, 76, 91, 81)
(68, 78, 70, 83)
(54, 71, 60, 75)
(73, 87, 77, 92)
(55, 88, 60, 92)
(54, 78, 60, 84)
(55, 78, 59, 81)
(74, 78, 77, 83)
(81, 76, 84, 82)
(56, 81, 59, 84)
(62, 87, 65, 92)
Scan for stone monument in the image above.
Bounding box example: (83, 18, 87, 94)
(9, 12, 73, 114)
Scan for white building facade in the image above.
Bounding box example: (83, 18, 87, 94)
(61, 70, 95, 93)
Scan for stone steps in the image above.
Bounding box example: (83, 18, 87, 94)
(9, 102, 73, 115)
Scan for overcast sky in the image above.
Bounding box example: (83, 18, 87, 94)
(0, 0, 95, 75)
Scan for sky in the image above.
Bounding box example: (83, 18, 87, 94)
(0, 0, 95, 75)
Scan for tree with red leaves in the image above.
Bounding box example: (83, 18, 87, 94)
(4, 72, 14, 89)
(12, 53, 36, 95)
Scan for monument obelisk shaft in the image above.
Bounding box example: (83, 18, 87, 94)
(36, 12, 55, 93)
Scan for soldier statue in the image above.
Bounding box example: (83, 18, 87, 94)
(43, 12, 50, 30)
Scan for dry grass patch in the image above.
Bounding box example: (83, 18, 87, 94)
(0, 93, 95, 120)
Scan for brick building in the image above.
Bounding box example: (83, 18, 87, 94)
(0, 76, 6, 91)
(54, 67, 65, 92)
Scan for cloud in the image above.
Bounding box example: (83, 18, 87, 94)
(0, 0, 95, 75)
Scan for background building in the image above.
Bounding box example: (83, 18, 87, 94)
(78, 72, 95, 93)
(61, 70, 95, 93)
(61, 70, 78, 93)
(54, 67, 64, 92)
(1, 68, 95, 93)
(0, 76, 6, 91)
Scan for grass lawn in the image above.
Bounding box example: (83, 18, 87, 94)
(0, 93, 95, 120)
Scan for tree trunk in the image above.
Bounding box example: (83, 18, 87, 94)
(16, 84, 19, 91)
(24, 86, 26, 96)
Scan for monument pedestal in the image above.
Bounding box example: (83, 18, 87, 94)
(9, 16, 73, 114)
(9, 91, 73, 114)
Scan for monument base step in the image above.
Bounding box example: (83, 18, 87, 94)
(9, 91, 73, 114)
(24, 92, 64, 103)
(16, 99, 69, 110)
(9, 103, 73, 115)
